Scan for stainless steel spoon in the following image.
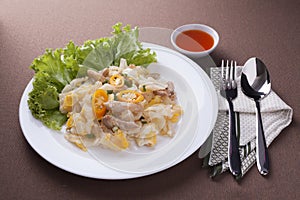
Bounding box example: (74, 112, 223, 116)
(241, 57, 271, 175)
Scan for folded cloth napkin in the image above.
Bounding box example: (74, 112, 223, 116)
(200, 66, 293, 179)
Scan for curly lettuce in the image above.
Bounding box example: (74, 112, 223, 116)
(28, 23, 157, 130)
(28, 46, 84, 130)
(82, 23, 156, 71)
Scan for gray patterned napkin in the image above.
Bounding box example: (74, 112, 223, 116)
(200, 66, 293, 179)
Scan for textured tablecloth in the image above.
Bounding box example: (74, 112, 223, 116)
(1, 0, 299, 199)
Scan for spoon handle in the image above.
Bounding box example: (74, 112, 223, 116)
(227, 99, 242, 177)
(255, 100, 269, 175)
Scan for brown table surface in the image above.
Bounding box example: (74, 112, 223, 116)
(1, 0, 299, 199)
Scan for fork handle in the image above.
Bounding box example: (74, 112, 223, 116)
(227, 99, 242, 177)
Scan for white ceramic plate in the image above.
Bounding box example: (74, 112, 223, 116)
(19, 43, 218, 179)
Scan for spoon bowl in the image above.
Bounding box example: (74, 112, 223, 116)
(241, 58, 271, 100)
(241, 57, 271, 175)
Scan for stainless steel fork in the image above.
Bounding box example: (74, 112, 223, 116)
(220, 60, 242, 177)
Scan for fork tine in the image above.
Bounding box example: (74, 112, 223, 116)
(221, 60, 224, 80)
(229, 60, 233, 80)
(230, 60, 234, 80)
(233, 61, 237, 80)
(226, 60, 229, 80)
(232, 61, 237, 88)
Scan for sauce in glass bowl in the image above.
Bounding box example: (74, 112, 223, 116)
(171, 24, 219, 59)
(175, 30, 214, 52)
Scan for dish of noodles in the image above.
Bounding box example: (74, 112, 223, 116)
(21, 24, 217, 177)
(19, 43, 218, 178)
(59, 58, 183, 152)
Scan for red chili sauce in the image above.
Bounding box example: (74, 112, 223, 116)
(175, 30, 214, 52)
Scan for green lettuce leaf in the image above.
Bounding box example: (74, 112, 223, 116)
(28, 77, 65, 130)
(117, 48, 157, 67)
(28, 43, 88, 130)
(28, 23, 157, 130)
(83, 23, 156, 71)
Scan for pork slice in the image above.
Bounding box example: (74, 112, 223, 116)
(147, 73, 160, 80)
(153, 81, 175, 100)
(87, 68, 109, 82)
(167, 81, 175, 92)
(102, 115, 141, 131)
(104, 101, 143, 120)
(104, 101, 143, 113)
